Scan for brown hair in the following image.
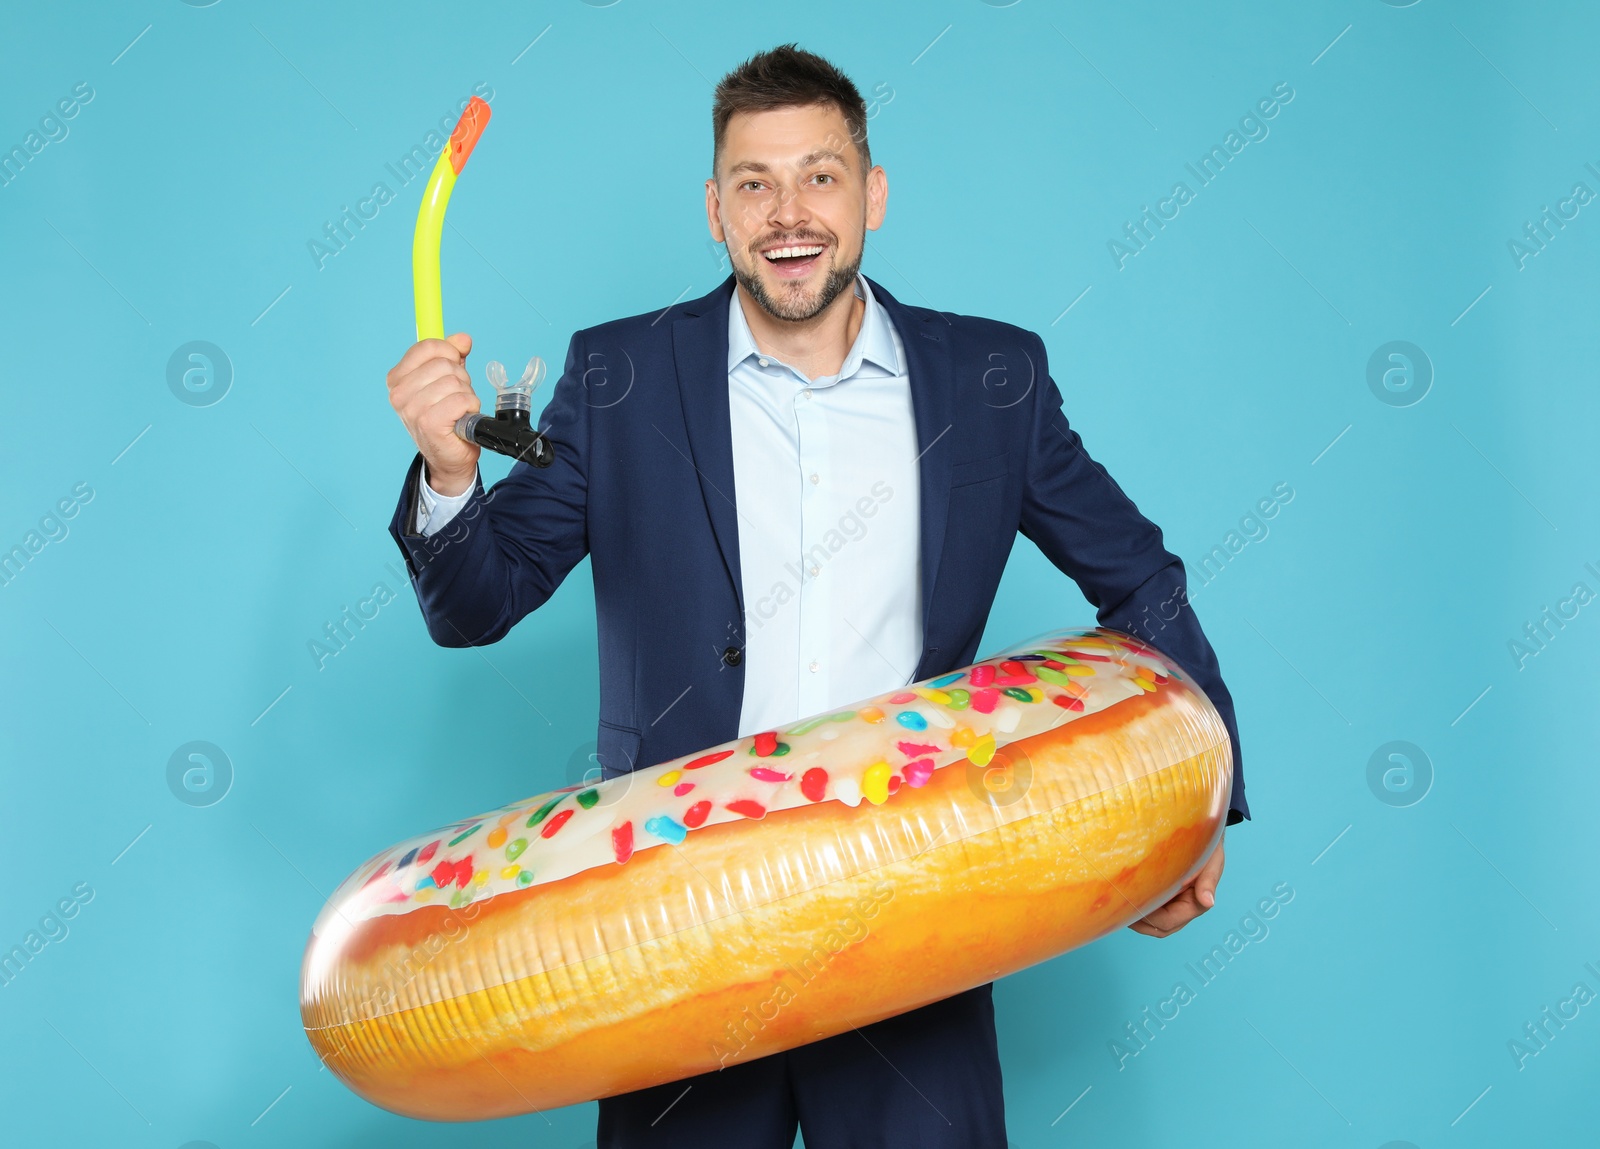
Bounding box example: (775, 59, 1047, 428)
(711, 44, 871, 181)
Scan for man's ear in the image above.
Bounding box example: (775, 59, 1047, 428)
(866, 166, 889, 232)
(705, 179, 726, 243)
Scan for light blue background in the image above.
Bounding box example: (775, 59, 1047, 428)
(2, 1, 1595, 1146)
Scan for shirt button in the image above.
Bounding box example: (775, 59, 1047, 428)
(758, 357, 769, 367)
(809, 660, 820, 673)
(808, 564, 820, 577)
(722, 646, 742, 667)
(801, 389, 812, 401)
(808, 472, 819, 485)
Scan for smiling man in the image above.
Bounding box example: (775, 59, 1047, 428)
(385, 43, 1246, 1149)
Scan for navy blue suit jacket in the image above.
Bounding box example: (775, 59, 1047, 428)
(389, 274, 1249, 825)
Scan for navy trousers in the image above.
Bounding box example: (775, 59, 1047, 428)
(595, 984, 1007, 1148)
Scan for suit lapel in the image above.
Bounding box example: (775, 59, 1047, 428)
(865, 276, 955, 676)
(671, 276, 745, 616)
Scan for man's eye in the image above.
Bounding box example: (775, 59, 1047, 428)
(814, 174, 833, 185)
(742, 181, 764, 192)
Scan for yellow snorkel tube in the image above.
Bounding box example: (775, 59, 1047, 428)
(412, 97, 553, 467)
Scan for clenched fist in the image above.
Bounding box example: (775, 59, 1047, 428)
(385, 332, 480, 497)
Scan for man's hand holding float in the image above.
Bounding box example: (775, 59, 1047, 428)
(385, 332, 480, 498)
(1129, 834, 1225, 938)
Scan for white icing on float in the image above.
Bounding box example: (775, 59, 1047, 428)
(311, 628, 1183, 938)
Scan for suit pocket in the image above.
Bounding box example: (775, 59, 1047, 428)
(950, 452, 1008, 489)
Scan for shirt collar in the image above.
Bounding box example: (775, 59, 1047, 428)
(726, 273, 901, 384)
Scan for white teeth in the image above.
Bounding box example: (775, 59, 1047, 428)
(763, 245, 824, 261)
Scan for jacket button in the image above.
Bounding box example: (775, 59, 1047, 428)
(722, 646, 742, 667)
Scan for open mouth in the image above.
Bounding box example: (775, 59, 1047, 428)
(761, 243, 826, 279)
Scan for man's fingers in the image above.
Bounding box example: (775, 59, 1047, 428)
(392, 361, 472, 412)
(387, 338, 466, 388)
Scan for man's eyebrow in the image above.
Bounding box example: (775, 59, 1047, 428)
(726, 149, 850, 178)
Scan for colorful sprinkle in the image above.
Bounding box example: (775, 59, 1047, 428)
(448, 824, 481, 846)
(750, 766, 792, 783)
(801, 768, 828, 802)
(500, 864, 521, 880)
(863, 760, 893, 805)
(895, 710, 928, 731)
(683, 800, 712, 828)
(887, 775, 902, 795)
(673, 781, 696, 796)
(473, 869, 489, 888)
(1052, 694, 1086, 712)
(576, 789, 600, 809)
(505, 837, 528, 861)
(969, 664, 995, 687)
(486, 827, 507, 849)
(904, 758, 935, 787)
(397, 847, 419, 868)
(897, 741, 941, 757)
(684, 750, 735, 770)
(858, 706, 885, 724)
(913, 686, 953, 705)
(834, 775, 863, 806)
(526, 797, 563, 827)
(540, 808, 574, 839)
(968, 733, 997, 767)
(612, 821, 634, 863)
(950, 726, 977, 748)
(888, 691, 918, 704)
(753, 731, 779, 756)
(415, 840, 441, 865)
(970, 688, 1000, 714)
(516, 869, 535, 887)
(645, 815, 687, 845)
(1034, 666, 1077, 687)
(930, 671, 965, 687)
(945, 688, 971, 710)
(1002, 686, 1034, 702)
(658, 770, 682, 787)
(726, 799, 767, 820)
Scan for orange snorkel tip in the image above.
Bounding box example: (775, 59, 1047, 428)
(448, 96, 492, 175)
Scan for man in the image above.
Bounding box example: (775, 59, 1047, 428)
(386, 43, 1247, 1149)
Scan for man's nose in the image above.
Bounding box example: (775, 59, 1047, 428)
(767, 181, 808, 230)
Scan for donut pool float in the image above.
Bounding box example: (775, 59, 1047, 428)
(300, 626, 1232, 1120)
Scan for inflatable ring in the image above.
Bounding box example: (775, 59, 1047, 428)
(301, 626, 1231, 1120)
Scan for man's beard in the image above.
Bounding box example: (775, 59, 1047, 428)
(732, 243, 863, 323)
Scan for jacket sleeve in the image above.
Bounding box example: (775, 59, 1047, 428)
(387, 330, 591, 648)
(1017, 331, 1249, 825)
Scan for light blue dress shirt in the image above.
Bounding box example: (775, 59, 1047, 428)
(415, 273, 923, 738)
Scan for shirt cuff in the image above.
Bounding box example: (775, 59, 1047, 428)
(416, 466, 476, 537)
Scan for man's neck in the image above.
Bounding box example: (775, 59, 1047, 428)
(736, 281, 865, 383)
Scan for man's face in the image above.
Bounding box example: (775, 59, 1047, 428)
(706, 103, 888, 323)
